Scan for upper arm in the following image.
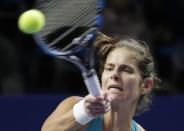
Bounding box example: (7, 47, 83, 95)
(56, 96, 83, 113)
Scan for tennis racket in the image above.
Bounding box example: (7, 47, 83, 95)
(32, 0, 105, 96)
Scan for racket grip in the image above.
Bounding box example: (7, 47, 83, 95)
(82, 71, 101, 97)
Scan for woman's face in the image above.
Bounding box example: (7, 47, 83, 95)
(101, 48, 143, 104)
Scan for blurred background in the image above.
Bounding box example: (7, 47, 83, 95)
(0, 0, 184, 131)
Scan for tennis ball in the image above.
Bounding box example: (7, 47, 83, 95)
(18, 9, 45, 34)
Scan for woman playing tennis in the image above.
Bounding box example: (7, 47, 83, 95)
(41, 33, 159, 131)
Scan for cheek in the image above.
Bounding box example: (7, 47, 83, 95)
(101, 72, 108, 90)
(125, 76, 142, 97)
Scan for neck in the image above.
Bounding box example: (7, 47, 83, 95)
(104, 103, 136, 131)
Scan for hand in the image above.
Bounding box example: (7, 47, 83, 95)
(84, 92, 110, 117)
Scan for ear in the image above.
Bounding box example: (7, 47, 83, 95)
(141, 78, 154, 95)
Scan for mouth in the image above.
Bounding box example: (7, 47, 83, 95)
(108, 85, 123, 92)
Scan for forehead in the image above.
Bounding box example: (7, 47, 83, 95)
(105, 48, 138, 66)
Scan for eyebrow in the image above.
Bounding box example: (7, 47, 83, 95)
(105, 63, 136, 69)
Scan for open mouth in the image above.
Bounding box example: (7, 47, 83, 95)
(108, 85, 123, 92)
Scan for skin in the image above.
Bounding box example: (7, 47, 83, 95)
(101, 48, 146, 131)
(102, 48, 143, 104)
(41, 47, 153, 131)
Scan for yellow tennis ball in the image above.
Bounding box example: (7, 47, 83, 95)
(18, 9, 45, 34)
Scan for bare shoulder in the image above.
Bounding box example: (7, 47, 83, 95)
(45, 96, 84, 120)
(57, 96, 83, 111)
(60, 96, 83, 105)
(41, 96, 84, 131)
(136, 123, 146, 131)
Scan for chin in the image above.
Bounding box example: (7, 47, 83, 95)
(108, 93, 127, 102)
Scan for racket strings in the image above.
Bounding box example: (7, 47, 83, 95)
(37, 0, 97, 36)
(47, 9, 96, 47)
(46, 0, 96, 25)
(43, 6, 95, 38)
(36, 0, 99, 49)
(58, 2, 96, 26)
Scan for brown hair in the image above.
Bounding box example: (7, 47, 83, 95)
(95, 33, 160, 115)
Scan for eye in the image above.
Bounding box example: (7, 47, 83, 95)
(104, 66, 113, 71)
(121, 66, 134, 74)
(124, 68, 130, 73)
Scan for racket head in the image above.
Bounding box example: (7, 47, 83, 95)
(33, 0, 105, 58)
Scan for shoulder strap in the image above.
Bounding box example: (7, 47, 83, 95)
(87, 118, 142, 131)
(131, 120, 139, 131)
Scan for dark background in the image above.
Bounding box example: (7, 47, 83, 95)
(0, 0, 184, 130)
(0, 95, 184, 131)
(0, 0, 184, 95)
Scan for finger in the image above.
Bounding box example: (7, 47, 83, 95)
(86, 102, 105, 111)
(85, 94, 103, 103)
(86, 106, 106, 116)
(85, 100, 104, 108)
(87, 104, 110, 117)
(91, 102, 110, 112)
(104, 102, 110, 112)
(90, 109, 106, 116)
(101, 91, 111, 104)
(86, 99, 110, 111)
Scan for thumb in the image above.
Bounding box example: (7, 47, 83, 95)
(101, 91, 110, 102)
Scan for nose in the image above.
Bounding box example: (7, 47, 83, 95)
(110, 70, 119, 81)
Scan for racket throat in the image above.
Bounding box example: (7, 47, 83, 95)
(82, 69, 101, 96)
(83, 69, 95, 77)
